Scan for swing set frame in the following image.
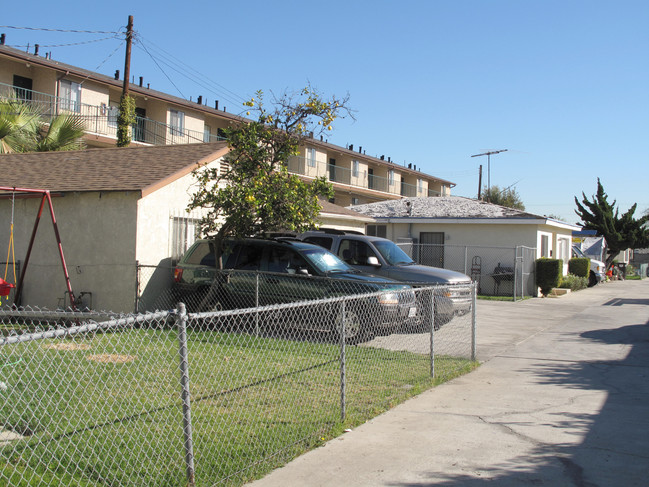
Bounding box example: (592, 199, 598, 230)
(0, 186, 76, 309)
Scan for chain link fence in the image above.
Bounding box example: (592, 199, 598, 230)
(1, 280, 476, 486)
(399, 243, 537, 299)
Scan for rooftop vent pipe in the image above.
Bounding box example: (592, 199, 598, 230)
(349, 144, 353, 151)
(197, 95, 202, 105)
(34, 44, 39, 56)
(139, 76, 143, 87)
(114, 70, 120, 80)
(215, 100, 219, 110)
(358, 146, 362, 153)
(0, 34, 5, 45)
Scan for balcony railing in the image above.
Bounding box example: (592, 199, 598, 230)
(1, 83, 441, 197)
(287, 156, 441, 198)
(0, 82, 225, 146)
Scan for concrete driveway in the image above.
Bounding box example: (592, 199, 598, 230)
(247, 279, 649, 486)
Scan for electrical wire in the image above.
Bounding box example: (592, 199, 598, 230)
(7, 35, 122, 49)
(134, 34, 247, 108)
(0, 25, 120, 34)
(136, 34, 246, 104)
(134, 33, 187, 100)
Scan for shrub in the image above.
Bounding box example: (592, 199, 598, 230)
(558, 273, 588, 291)
(535, 258, 562, 297)
(568, 258, 590, 278)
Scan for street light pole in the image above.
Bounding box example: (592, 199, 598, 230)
(471, 149, 508, 202)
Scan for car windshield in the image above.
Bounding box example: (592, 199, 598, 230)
(374, 240, 415, 265)
(301, 248, 354, 274)
(572, 246, 585, 258)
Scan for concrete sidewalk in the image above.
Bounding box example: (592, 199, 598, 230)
(248, 279, 649, 486)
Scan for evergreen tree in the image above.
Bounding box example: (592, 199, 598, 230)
(574, 179, 649, 267)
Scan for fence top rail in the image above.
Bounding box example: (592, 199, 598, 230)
(0, 309, 171, 346)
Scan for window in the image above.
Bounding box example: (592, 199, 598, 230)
(307, 148, 316, 167)
(541, 235, 549, 258)
(303, 236, 334, 250)
(171, 216, 201, 261)
(107, 102, 119, 127)
(352, 160, 359, 178)
(169, 109, 185, 135)
(60, 79, 81, 113)
(339, 239, 378, 266)
(366, 225, 387, 238)
(13, 75, 33, 101)
(417, 178, 423, 194)
(203, 125, 211, 142)
(351, 197, 360, 206)
(389, 170, 395, 186)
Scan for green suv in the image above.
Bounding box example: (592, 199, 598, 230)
(173, 238, 418, 341)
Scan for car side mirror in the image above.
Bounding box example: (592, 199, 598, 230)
(366, 256, 380, 267)
(297, 267, 310, 275)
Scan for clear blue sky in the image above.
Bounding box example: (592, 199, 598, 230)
(3, 1, 648, 223)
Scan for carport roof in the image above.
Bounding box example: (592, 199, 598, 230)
(0, 142, 228, 196)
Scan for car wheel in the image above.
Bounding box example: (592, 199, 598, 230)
(333, 306, 367, 344)
(588, 272, 597, 287)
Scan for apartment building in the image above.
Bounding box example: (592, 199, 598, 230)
(0, 42, 455, 206)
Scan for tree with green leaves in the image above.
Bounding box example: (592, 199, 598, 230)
(188, 86, 353, 267)
(482, 185, 525, 210)
(574, 178, 649, 268)
(0, 96, 85, 153)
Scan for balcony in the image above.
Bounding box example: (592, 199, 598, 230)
(1, 83, 442, 198)
(0, 82, 225, 147)
(287, 156, 441, 198)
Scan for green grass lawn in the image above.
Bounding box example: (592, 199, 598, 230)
(1, 328, 477, 486)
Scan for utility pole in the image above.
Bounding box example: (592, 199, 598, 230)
(471, 149, 507, 202)
(122, 15, 133, 98)
(117, 15, 134, 147)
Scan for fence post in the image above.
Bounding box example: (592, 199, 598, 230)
(255, 273, 260, 336)
(134, 260, 140, 313)
(340, 300, 346, 421)
(430, 288, 435, 378)
(471, 283, 477, 361)
(176, 302, 196, 487)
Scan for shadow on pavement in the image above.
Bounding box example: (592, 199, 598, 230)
(386, 319, 649, 486)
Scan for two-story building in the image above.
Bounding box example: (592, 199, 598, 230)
(0, 42, 455, 207)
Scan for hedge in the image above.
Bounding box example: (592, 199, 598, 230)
(536, 258, 563, 296)
(568, 257, 590, 278)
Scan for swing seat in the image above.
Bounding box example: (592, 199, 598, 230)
(0, 278, 14, 296)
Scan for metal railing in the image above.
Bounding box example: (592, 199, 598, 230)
(0, 280, 476, 486)
(0, 82, 225, 147)
(287, 155, 442, 198)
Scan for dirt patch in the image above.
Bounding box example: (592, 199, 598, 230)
(44, 342, 91, 351)
(86, 354, 136, 364)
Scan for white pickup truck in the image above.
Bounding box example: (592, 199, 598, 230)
(572, 245, 606, 286)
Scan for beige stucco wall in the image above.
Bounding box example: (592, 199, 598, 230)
(0, 191, 138, 311)
(374, 220, 575, 277)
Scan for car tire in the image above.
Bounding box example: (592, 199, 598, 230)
(333, 306, 368, 344)
(588, 272, 597, 287)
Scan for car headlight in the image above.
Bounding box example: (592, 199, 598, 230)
(377, 292, 399, 305)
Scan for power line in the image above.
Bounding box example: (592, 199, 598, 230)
(7, 35, 121, 49)
(134, 34, 247, 108)
(0, 25, 121, 34)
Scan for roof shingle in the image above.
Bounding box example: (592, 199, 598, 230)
(0, 142, 228, 194)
